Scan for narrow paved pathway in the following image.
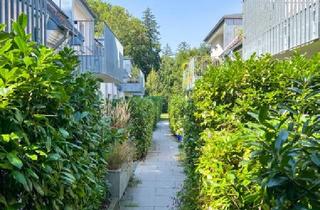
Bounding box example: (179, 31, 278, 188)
(119, 120, 185, 210)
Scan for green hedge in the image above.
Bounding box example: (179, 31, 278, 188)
(129, 97, 161, 159)
(0, 16, 112, 209)
(146, 96, 163, 128)
(174, 54, 320, 209)
(168, 95, 187, 135)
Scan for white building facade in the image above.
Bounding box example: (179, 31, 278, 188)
(243, 0, 320, 59)
(204, 14, 243, 62)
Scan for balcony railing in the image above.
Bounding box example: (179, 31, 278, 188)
(121, 71, 145, 96)
(121, 82, 145, 95)
(243, 0, 320, 58)
(0, 0, 47, 44)
(75, 24, 128, 83)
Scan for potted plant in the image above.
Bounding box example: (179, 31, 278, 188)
(176, 128, 184, 142)
(106, 141, 137, 200)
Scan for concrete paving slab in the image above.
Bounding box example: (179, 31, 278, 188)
(119, 121, 185, 210)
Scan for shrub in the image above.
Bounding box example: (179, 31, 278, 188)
(0, 15, 111, 209)
(129, 97, 157, 159)
(146, 96, 164, 127)
(174, 54, 320, 209)
(168, 94, 187, 135)
(250, 74, 320, 209)
(177, 100, 202, 210)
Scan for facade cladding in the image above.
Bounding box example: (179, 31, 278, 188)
(243, 0, 320, 59)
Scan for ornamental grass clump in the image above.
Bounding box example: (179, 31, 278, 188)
(102, 100, 130, 129)
(106, 141, 136, 170)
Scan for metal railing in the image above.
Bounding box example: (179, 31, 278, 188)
(0, 0, 47, 44)
(73, 21, 128, 83)
(243, 0, 320, 58)
(77, 42, 103, 74)
(121, 71, 145, 95)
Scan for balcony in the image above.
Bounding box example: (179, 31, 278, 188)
(76, 25, 128, 84)
(121, 70, 145, 96)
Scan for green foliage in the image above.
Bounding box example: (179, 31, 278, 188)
(146, 96, 164, 126)
(177, 100, 202, 210)
(0, 15, 111, 209)
(142, 8, 161, 72)
(158, 42, 211, 102)
(168, 95, 187, 135)
(146, 69, 161, 96)
(87, 0, 161, 76)
(129, 97, 161, 159)
(250, 74, 320, 209)
(171, 53, 320, 209)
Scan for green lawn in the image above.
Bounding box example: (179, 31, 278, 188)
(160, 113, 169, 120)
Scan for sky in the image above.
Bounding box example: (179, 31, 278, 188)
(107, 0, 242, 51)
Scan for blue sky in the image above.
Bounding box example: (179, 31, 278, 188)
(107, 0, 242, 51)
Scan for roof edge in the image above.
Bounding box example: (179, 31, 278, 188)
(204, 13, 243, 43)
(79, 0, 97, 19)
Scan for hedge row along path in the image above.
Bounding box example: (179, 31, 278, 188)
(119, 120, 185, 209)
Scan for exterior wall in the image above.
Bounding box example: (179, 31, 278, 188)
(208, 27, 224, 60)
(52, 0, 95, 50)
(0, 0, 47, 44)
(223, 19, 243, 49)
(73, 2, 94, 50)
(121, 70, 145, 96)
(123, 59, 132, 80)
(100, 83, 122, 99)
(243, 0, 320, 59)
(206, 17, 243, 61)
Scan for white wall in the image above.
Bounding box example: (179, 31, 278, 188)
(243, 0, 320, 59)
(100, 82, 126, 100)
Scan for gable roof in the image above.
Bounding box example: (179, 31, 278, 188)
(204, 13, 242, 42)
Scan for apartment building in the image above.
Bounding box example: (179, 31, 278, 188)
(183, 14, 243, 91)
(243, 0, 320, 59)
(0, 0, 145, 99)
(204, 14, 243, 62)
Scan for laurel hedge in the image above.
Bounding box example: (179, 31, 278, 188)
(175, 54, 320, 209)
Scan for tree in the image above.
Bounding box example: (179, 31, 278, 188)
(177, 41, 191, 52)
(142, 8, 161, 74)
(159, 55, 176, 98)
(162, 44, 173, 56)
(146, 69, 161, 96)
(157, 41, 212, 98)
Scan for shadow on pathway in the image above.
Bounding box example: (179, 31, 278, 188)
(119, 120, 185, 210)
